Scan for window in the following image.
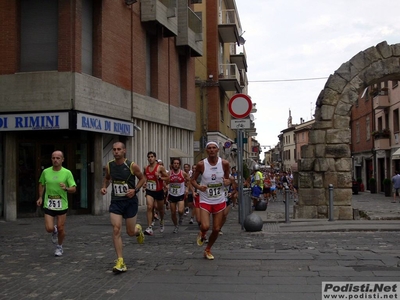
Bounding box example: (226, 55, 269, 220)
(356, 122, 360, 143)
(394, 109, 399, 133)
(377, 117, 383, 131)
(366, 117, 370, 140)
(20, 0, 58, 71)
(82, 0, 93, 75)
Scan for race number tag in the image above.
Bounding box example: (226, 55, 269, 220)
(147, 180, 156, 191)
(169, 183, 180, 196)
(113, 181, 129, 196)
(207, 183, 222, 198)
(48, 195, 62, 210)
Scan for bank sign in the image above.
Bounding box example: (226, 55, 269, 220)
(0, 112, 134, 136)
(77, 113, 133, 136)
(0, 112, 69, 131)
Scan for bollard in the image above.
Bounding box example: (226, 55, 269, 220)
(284, 186, 290, 223)
(329, 184, 334, 221)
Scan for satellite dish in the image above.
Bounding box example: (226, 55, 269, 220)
(239, 36, 246, 45)
(249, 113, 254, 121)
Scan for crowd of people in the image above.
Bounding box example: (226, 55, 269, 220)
(37, 141, 240, 273)
(249, 167, 298, 206)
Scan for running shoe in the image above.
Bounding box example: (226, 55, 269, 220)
(189, 217, 194, 224)
(144, 226, 153, 236)
(178, 217, 183, 225)
(136, 224, 145, 244)
(219, 229, 223, 235)
(159, 220, 164, 233)
(154, 213, 160, 220)
(51, 225, 58, 244)
(113, 258, 127, 272)
(173, 226, 179, 234)
(204, 249, 214, 260)
(196, 232, 206, 246)
(54, 245, 63, 257)
(151, 220, 155, 227)
(184, 207, 189, 215)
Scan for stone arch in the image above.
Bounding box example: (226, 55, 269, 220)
(295, 41, 400, 220)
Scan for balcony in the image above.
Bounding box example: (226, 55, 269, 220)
(230, 45, 247, 71)
(218, 9, 240, 44)
(374, 137, 390, 150)
(141, 0, 178, 37)
(239, 69, 248, 90)
(218, 63, 241, 92)
(373, 93, 390, 109)
(176, 4, 203, 56)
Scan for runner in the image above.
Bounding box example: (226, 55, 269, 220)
(143, 152, 169, 235)
(191, 141, 231, 260)
(168, 158, 191, 233)
(100, 142, 146, 272)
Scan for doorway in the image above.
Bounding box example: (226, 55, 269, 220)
(17, 133, 91, 216)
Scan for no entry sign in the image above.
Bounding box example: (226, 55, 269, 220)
(228, 94, 252, 119)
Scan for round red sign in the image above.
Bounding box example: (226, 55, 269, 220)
(228, 94, 252, 119)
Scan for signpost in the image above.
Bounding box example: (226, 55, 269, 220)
(228, 93, 253, 229)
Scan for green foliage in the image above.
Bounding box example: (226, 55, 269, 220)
(369, 177, 376, 184)
(383, 178, 391, 185)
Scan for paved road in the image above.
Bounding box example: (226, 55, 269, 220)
(1, 191, 400, 300)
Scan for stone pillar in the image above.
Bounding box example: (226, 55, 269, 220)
(4, 133, 17, 221)
(92, 133, 104, 215)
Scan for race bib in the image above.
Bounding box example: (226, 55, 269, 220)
(169, 183, 180, 196)
(48, 195, 62, 210)
(113, 181, 129, 196)
(147, 180, 156, 191)
(207, 183, 222, 198)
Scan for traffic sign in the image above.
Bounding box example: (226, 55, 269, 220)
(224, 141, 232, 148)
(231, 118, 251, 129)
(228, 93, 252, 119)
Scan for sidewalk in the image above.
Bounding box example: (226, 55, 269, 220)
(250, 190, 400, 232)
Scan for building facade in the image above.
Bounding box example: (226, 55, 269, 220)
(0, 0, 201, 220)
(193, 0, 250, 167)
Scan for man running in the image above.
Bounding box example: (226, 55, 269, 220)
(168, 158, 191, 233)
(100, 142, 145, 273)
(143, 151, 169, 235)
(36, 150, 77, 257)
(191, 141, 231, 260)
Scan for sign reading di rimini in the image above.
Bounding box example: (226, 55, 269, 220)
(0, 112, 69, 131)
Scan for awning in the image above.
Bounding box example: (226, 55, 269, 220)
(392, 148, 400, 160)
(168, 148, 192, 158)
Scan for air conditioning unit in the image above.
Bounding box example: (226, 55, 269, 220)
(395, 133, 399, 144)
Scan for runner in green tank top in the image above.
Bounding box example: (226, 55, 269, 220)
(36, 150, 77, 257)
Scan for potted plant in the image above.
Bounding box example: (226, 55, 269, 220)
(369, 177, 377, 194)
(352, 178, 359, 195)
(383, 178, 392, 197)
(357, 177, 364, 192)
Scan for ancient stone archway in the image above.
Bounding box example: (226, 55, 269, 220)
(295, 41, 400, 220)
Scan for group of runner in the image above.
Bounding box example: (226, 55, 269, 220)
(37, 141, 238, 273)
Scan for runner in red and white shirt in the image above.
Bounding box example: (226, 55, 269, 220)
(168, 158, 191, 234)
(143, 151, 169, 236)
(191, 141, 231, 260)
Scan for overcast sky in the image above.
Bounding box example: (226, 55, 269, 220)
(234, 0, 400, 151)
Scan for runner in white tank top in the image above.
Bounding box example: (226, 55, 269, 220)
(190, 141, 231, 260)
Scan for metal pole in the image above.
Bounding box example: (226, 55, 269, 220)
(237, 129, 244, 228)
(285, 186, 290, 223)
(328, 184, 334, 221)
